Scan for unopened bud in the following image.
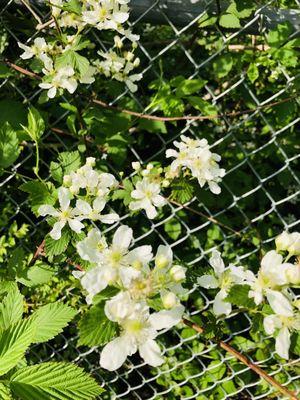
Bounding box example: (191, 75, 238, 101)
(155, 255, 169, 270)
(170, 265, 186, 282)
(132, 161, 141, 171)
(162, 179, 170, 188)
(147, 163, 154, 171)
(286, 265, 300, 285)
(275, 231, 291, 252)
(63, 175, 72, 186)
(162, 292, 177, 309)
(86, 157, 96, 167)
(114, 35, 123, 48)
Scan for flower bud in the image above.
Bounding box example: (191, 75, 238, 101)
(114, 35, 123, 49)
(132, 161, 141, 171)
(142, 169, 150, 177)
(147, 163, 154, 171)
(170, 265, 186, 282)
(287, 232, 300, 256)
(275, 231, 291, 252)
(162, 179, 170, 188)
(285, 264, 300, 285)
(162, 292, 177, 309)
(155, 255, 169, 269)
(86, 157, 96, 167)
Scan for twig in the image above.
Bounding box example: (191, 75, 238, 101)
(36, 18, 55, 30)
(29, 239, 45, 266)
(228, 44, 270, 51)
(4, 60, 41, 80)
(183, 319, 298, 400)
(20, 0, 42, 24)
(170, 199, 242, 237)
(91, 96, 297, 122)
(5, 61, 297, 122)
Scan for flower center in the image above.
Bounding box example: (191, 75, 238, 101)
(124, 320, 143, 333)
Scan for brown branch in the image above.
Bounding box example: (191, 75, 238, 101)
(169, 199, 242, 237)
(5, 60, 297, 122)
(183, 319, 298, 400)
(29, 239, 45, 266)
(91, 95, 297, 122)
(4, 60, 41, 80)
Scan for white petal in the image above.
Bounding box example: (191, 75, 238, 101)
(197, 274, 219, 289)
(155, 245, 173, 269)
(80, 266, 108, 304)
(113, 225, 133, 250)
(100, 336, 132, 371)
(263, 315, 281, 335)
(261, 250, 283, 273)
(58, 187, 71, 211)
(49, 221, 66, 240)
(145, 204, 157, 219)
(213, 289, 231, 316)
(75, 199, 92, 215)
(275, 327, 291, 359)
(93, 197, 106, 212)
(38, 204, 58, 217)
(152, 195, 166, 207)
(209, 250, 225, 276)
(99, 213, 120, 224)
(68, 219, 84, 234)
(119, 266, 141, 288)
(209, 181, 221, 194)
(148, 305, 184, 331)
(266, 289, 293, 317)
(105, 292, 133, 322)
(139, 339, 164, 367)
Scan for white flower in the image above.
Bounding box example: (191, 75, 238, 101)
(38, 187, 84, 240)
(50, 0, 63, 18)
(129, 178, 166, 219)
(39, 66, 78, 98)
(166, 135, 225, 194)
(82, 1, 129, 31)
(75, 197, 119, 224)
(75, 226, 152, 302)
(247, 250, 293, 316)
(198, 250, 252, 316)
(276, 231, 300, 256)
(100, 292, 184, 370)
(18, 37, 48, 60)
(264, 311, 300, 359)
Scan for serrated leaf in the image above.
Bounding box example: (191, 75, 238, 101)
(164, 218, 182, 240)
(225, 284, 255, 308)
(44, 230, 71, 258)
(188, 96, 218, 116)
(30, 302, 77, 343)
(212, 54, 233, 79)
(0, 383, 12, 400)
(21, 107, 45, 142)
(290, 332, 300, 356)
(170, 177, 194, 203)
(0, 122, 20, 169)
(219, 13, 241, 28)
(247, 63, 259, 83)
(50, 151, 81, 184)
(138, 119, 167, 134)
(10, 362, 104, 400)
(0, 286, 23, 331)
(0, 320, 34, 376)
(175, 79, 207, 97)
(61, 0, 81, 14)
(20, 180, 56, 215)
(17, 262, 57, 287)
(78, 303, 117, 347)
(92, 287, 119, 304)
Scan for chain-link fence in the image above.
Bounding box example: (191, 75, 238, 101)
(0, 0, 300, 399)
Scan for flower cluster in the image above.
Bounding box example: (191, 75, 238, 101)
(38, 158, 119, 239)
(166, 135, 226, 194)
(74, 227, 186, 370)
(18, 0, 141, 97)
(198, 231, 300, 360)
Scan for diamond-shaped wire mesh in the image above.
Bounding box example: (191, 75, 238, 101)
(0, 0, 299, 399)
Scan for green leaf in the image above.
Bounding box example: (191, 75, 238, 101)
(0, 383, 12, 400)
(170, 177, 194, 203)
(212, 54, 233, 78)
(19, 180, 56, 215)
(225, 284, 256, 308)
(0, 320, 34, 376)
(290, 332, 300, 356)
(92, 287, 119, 304)
(187, 96, 218, 116)
(227, 0, 255, 19)
(0, 122, 20, 169)
(0, 286, 23, 331)
(30, 302, 77, 344)
(219, 13, 241, 28)
(10, 362, 104, 400)
(17, 262, 57, 287)
(164, 218, 182, 240)
(44, 230, 71, 258)
(21, 107, 45, 142)
(205, 360, 226, 381)
(55, 50, 89, 78)
(50, 151, 81, 183)
(267, 22, 293, 48)
(197, 12, 217, 28)
(61, 0, 81, 14)
(138, 119, 167, 134)
(247, 63, 259, 83)
(78, 303, 117, 347)
(175, 79, 207, 97)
